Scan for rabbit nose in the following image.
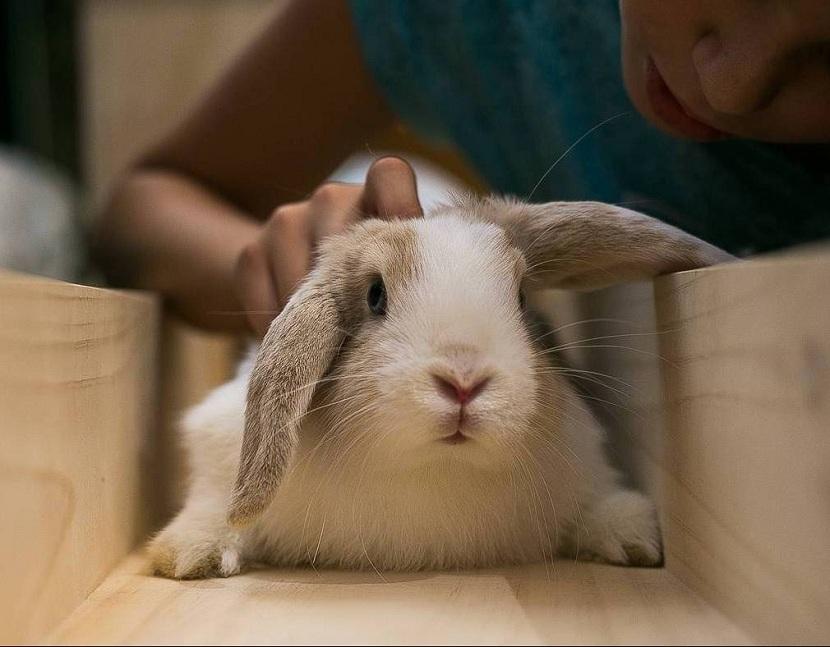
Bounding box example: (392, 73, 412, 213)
(432, 374, 490, 405)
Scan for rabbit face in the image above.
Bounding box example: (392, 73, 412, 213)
(315, 213, 546, 470)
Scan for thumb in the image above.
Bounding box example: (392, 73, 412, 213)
(360, 156, 423, 220)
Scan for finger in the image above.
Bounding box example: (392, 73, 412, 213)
(308, 182, 364, 238)
(235, 241, 280, 338)
(361, 156, 423, 220)
(265, 203, 313, 309)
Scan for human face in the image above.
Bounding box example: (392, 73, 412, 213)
(620, 1, 830, 142)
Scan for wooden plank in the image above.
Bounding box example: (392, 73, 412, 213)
(153, 317, 241, 522)
(9, 246, 828, 644)
(0, 271, 159, 644)
(533, 282, 667, 502)
(78, 0, 274, 204)
(78, 0, 482, 212)
(655, 254, 830, 645)
(49, 552, 751, 646)
(539, 249, 830, 644)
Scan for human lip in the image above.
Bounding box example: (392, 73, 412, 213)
(645, 57, 726, 141)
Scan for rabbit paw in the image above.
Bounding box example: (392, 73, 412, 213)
(569, 490, 662, 567)
(148, 516, 243, 579)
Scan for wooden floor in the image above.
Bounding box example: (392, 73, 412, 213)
(49, 552, 751, 646)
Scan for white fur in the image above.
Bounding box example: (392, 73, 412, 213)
(149, 213, 662, 577)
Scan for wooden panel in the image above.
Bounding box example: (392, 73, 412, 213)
(534, 282, 666, 501)
(79, 0, 274, 204)
(538, 248, 830, 644)
(152, 317, 241, 522)
(78, 0, 482, 211)
(7, 248, 826, 644)
(655, 253, 830, 645)
(49, 552, 750, 646)
(0, 271, 159, 644)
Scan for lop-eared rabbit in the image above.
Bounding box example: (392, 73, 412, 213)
(150, 197, 730, 578)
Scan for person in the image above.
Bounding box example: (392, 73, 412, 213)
(94, 0, 830, 337)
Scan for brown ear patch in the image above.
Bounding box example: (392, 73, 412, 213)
(228, 219, 419, 526)
(228, 279, 342, 526)
(322, 219, 420, 320)
(465, 196, 733, 290)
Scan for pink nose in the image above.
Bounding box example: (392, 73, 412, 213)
(432, 375, 490, 405)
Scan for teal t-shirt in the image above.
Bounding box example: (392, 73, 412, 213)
(349, 0, 829, 255)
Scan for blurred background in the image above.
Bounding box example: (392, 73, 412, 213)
(0, 1, 480, 519)
(0, 0, 478, 285)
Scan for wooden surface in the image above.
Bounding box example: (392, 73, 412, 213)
(656, 253, 830, 645)
(78, 0, 482, 212)
(536, 281, 666, 501)
(0, 271, 159, 644)
(539, 249, 830, 644)
(49, 552, 751, 646)
(153, 318, 241, 522)
(79, 0, 274, 206)
(6, 248, 829, 644)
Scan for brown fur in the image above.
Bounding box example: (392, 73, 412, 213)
(228, 222, 418, 525)
(459, 196, 733, 290)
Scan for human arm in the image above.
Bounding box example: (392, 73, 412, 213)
(93, 0, 420, 333)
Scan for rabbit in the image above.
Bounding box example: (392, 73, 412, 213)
(149, 196, 731, 579)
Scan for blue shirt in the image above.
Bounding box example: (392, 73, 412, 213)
(349, 0, 829, 255)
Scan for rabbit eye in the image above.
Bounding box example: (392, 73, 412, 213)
(367, 277, 387, 315)
(519, 289, 527, 310)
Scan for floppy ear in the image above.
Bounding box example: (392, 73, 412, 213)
(491, 199, 734, 290)
(228, 274, 343, 527)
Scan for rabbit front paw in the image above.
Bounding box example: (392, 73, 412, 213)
(567, 490, 662, 567)
(148, 515, 243, 579)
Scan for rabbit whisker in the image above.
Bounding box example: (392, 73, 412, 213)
(527, 111, 631, 201)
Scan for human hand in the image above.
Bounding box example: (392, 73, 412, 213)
(234, 156, 423, 336)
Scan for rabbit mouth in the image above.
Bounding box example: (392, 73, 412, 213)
(434, 406, 483, 445)
(438, 430, 470, 445)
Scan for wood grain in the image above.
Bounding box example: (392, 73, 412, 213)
(0, 271, 159, 644)
(153, 317, 241, 522)
(534, 282, 667, 502)
(78, 0, 482, 211)
(79, 0, 275, 207)
(537, 249, 830, 644)
(48, 552, 751, 646)
(656, 254, 830, 645)
(5, 251, 828, 643)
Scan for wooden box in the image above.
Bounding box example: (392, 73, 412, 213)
(2, 247, 827, 644)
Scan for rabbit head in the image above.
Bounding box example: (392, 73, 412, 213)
(228, 197, 731, 526)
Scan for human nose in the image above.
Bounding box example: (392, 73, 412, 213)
(692, 28, 790, 115)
